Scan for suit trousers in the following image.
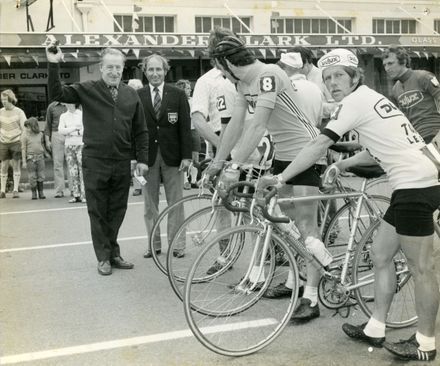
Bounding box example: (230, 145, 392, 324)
(142, 149, 185, 252)
(82, 155, 131, 262)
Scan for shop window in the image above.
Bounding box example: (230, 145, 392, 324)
(372, 18, 416, 34)
(271, 17, 352, 34)
(114, 15, 175, 32)
(435, 20, 440, 34)
(195, 16, 251, 33)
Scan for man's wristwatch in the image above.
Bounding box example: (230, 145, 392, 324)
(230, 163, 240, 170)
(275, 174, 285, 188)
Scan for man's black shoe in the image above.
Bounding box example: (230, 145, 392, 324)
(132, 189, 142, 196)
(342, 322, 385, 348)
(173, 250, 185, 258)
(291, 298, 320, 323)
(110, 256, 134, 269)
(228, 278, 264, 292)
(263, 283, 304, 299)
(143, 249, 161, 258)
(383, 334, 436, 361)
(98, 260, 112, 275)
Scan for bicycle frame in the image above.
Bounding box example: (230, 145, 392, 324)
(236, 178, 407, 304)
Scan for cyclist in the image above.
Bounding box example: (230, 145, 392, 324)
(382, 46, 440, 144)
(206, 28, 326, 322)
(259, 48, 439, 362)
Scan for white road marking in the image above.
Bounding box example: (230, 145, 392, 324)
(0, 200, 170, 216)
(0, 236, 147, 253)
(0, 319, 278, 364)
(0, 229, 215, 253)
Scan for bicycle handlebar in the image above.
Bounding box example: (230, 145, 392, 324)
(217, 181, 253, 213)
(193, 158, 212, 171)
(255, 187, 290, 224)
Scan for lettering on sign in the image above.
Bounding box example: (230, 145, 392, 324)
(0, 69, 77, 85)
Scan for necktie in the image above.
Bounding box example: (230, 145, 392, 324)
(153, 87, 161, 119)
(109, 86, 118, 103)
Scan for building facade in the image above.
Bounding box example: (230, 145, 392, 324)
(0, 0, 439, 119)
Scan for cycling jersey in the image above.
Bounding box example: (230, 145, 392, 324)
(191, 68, 236, 133)
(288, 74, 323, 128)
(391, 69, 440, 142)
(235, 60, 320, 162)
(323, 85, 438, 191)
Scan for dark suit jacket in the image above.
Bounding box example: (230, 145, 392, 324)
(48, 63, 149, 164)
(138, 83, 192, 167)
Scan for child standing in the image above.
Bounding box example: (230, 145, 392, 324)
(21, 117, 46, 199)
(58, 103, 85, 203)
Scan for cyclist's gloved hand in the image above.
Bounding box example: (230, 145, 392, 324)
(217, 164, 240, 192)
(204, 160, 225, 178)
(321, 164, 341, 192)
(256, 174, 283, 192)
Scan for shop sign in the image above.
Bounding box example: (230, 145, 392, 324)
(0, 33, 438, 48)
(0, 68, 78, 85)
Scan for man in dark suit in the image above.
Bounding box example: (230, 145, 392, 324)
(46, 44, 149, 276)
(137, 54, 192, 258)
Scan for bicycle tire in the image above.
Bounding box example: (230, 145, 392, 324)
(148, 193, 213, 275)
(183, 225, 299, 356)
(323, 195, 390, 263)
(365, 175, 392, 198)
(352, 220, 417, 328)
(167, 204, 250, 301)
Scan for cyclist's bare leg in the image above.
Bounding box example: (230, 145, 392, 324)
(400, 233, 439, 337)
(367, 220, 400, 330)
(279, 185, 322, 298)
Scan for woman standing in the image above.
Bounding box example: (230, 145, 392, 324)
(0, 89, 26, 198)
(21, 117, 46, 199)
(59, 103, 85, 203)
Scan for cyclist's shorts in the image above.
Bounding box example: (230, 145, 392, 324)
(273, 160, 320, 187)
(383, 185, 440, 236)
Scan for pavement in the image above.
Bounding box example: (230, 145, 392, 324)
(0, 185, 439, 366)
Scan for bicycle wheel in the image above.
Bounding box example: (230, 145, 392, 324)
(148, 193, 213, 275)
(366, 175, 392, 198)
(352, 220, 417, 328)
(168, 204, 250, 301)
(323, 195, 390, 263)
(184, 225, 299, 356)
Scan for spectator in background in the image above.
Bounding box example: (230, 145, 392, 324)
(127, 78, 144, 196)
(288, 46, 337, 121)
(176, 79, 200, 190)
(21, 117, 46, 200)
(59, 103, 85, 203)
(382, 46, 440, 143)
(0, 89, 26, 198)
(137, 54, 192, 258)
(44, 101, 68, 198)
(46, 44, 149, 276)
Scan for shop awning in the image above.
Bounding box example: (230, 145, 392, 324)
(1, 32, 439, 66)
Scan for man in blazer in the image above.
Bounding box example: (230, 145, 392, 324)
(138, 54, 192, 258)
(46, 45, 149, 276)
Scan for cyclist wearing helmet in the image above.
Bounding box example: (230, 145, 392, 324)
(207, 27, 326, 322)
(260, 48, 439, 362)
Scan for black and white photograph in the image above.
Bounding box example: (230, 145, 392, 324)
(0, 1, 440, 365)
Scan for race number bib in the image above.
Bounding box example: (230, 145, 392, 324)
(216, 95, 226, 111)
(260, 76, 276, 93)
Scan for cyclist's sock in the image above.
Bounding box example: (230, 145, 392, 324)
(249, 266, 265, 282)
(364, 317, 386, 338)
(285, 270, 294, 289)
(303, 286, 318, 306)
(416, 332, 436, 351)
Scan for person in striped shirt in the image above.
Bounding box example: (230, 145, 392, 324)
(207, 28, 325, 322)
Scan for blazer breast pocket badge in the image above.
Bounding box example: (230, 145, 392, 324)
(168, 112, 178, 124)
